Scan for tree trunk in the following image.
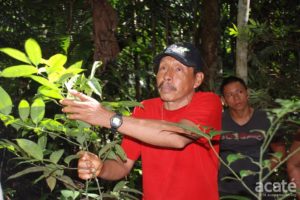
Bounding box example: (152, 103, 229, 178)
(200, 0, 220, 91)
(236, 0, 250, 83)
(91, 0, 119, 67)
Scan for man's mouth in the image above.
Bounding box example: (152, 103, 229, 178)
(158, 82, 177, 92)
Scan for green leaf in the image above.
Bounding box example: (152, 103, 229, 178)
(46, 54, 67, 68)
(113, 180, 127, 192)
(59, 36, 71, 54)
(25, 38, 42, 66)
(50, 149, 64, 164)
(226, 153, 244, 165)
(64, 154, 79, 166)
(68, 60, 83, 69)
(0, 65, 38, 77)
(7, 166, 47, 180)
(38, 135, 47, 150)
(16, 139, 43, 160)
(89, 61, 102, 79)
(46, 176, 57, 191)
(29, 75, 59, 90)
(0, 48, 30, 64)
(98, 141, 118, 158)
(0, 86, 12, 115)
(239, 170, 254, 178)
(271, 152, 283, 161)
(102, 101, 143, 108)
(18, 99, 30, 121)
(38, 86, 63, 99)
(107, 151, 118, 160)
(31, 98, 45, 124)
(40, 119, 65, 132)
(115, 144, 127, 161)
(61, 190, 80, 199)
(88, 78, 102, 98)
(57, 175, 77, 189)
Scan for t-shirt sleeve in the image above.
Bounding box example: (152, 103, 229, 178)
(121, 104, 145, 161)
(181, 93, 222, 146)
(182, 93, 222, 131)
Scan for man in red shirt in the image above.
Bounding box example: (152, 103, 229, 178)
(61, 43, 222, 200)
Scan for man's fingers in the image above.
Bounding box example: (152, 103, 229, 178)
(69, 90, 91, 102)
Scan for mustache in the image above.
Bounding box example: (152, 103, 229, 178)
(158, 82, 177, 91)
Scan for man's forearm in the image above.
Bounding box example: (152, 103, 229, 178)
(118, 116, 195, 148)
(99, 159, 132, 181)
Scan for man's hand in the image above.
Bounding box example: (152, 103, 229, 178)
(60, 90, 113, 127)
(77, 151, 103, 180)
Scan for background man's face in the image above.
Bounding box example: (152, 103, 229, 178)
(156, 56, 197, 103)
(222, 81, 249, 111)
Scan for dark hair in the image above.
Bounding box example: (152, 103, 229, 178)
(220, 76, 247, 96)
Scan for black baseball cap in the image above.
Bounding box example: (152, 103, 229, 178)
(154, 43, 204, 72)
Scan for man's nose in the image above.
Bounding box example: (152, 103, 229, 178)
(163, 69, 174, 81)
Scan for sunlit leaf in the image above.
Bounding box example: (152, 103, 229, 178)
(29, 75, 59, 90)
(59, 35, 70, 54)
(68, 60, 83, 69)
(89, 61, 102, 79)
(18, 99, 30, 121)
(38, 86, 63, 99)
(25, 38, 42, 66)
(16, 139, 43, 160)
(46, 54, 67, 68)
(0, 86, 12, 115)
(50, 149, 64, 164)
(40, 119, 65, 132)
(0, 48, 30, 64)
(0, 65, 38, 77)
(31, 98, 45, 124)
(88, 78, 102, 98)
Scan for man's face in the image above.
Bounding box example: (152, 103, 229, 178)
(222, 81, 249, 111)
(156, 56, 202, 104)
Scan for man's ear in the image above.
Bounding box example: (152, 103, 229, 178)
(193, 72, 204, 88)
(246, 88, 250, 99)
(221, 96, 227, 107)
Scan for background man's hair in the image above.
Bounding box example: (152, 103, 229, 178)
(220, 76, 247, 96)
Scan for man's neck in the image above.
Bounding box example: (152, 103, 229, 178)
(163, 92, 195, 111)
(229, 106, 254, 126)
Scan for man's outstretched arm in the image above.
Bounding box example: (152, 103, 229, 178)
(60, 90, 200, 149)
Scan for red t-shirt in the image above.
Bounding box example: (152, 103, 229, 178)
(121, 92, 222, 200)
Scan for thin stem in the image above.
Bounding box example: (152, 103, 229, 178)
(208, 140, 258, 199)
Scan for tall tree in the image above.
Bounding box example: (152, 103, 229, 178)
(200, 0, 220, 91)
(236, 0, 250, 83)
(92, 0, 119, 67)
